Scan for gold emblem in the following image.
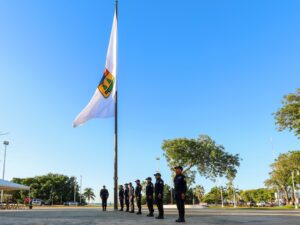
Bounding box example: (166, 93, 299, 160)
(98, 69, 115, 98)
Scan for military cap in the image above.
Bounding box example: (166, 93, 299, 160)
(154, 172, 161, 176)
(174, 166, 183, 170)
(135, 179, 140, 182)
(145, 177, 152, 181)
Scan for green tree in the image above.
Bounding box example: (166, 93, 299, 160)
(265, 151, 300, 205)
(193, 185, 205, 204)
(240, 189, 275, 203)
(202, 187, 223, 205)
(11, 173, 82, 205)
(274, 88, 300, 138)
(163, 184, 171, 205)
(83, 188, 95, 203)
(162, 135, 240, 184)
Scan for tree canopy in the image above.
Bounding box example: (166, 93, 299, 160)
(83, 188, 95, 203)
(11, 173, 84, 204)
(274, 88, 300, 138)
(265, 151, 300, 205)
(162, 135, 240, 184)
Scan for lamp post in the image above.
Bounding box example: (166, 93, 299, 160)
(1, 141, 9, 203)
(292, 171, 299, 209)
(74, 177, 76, 203)
(80, 175, 82, 205)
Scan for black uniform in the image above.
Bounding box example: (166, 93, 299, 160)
(174, 174, 187, 220)
(100, 188, 109, 211)
(119, 188, 124, 211)
(155, 178, 164, 218)
(146, 182, 154, 216)
(124, 187, 129, 212)
(135, 184, 142, 214)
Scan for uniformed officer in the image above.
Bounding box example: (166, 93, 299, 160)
(145, 177, 154, 217)
(128, 182, 135, 213)
(124, 183, 130, 212)
(174, 166, 187, 223)
(100, 185, 109, 211)
(154, 172, 164, 219)
(135, 179, 142, 214)
(119, 185, 124, 211)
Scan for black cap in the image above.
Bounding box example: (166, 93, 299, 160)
(174, 166, 183, 170)
(145, 177, 152, 181)
(124, 183, 128, 185)
(135, 179, 140, 182)
(154, 172, 161, 176)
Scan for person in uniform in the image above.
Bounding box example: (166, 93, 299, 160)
(174, 166, 187, 223)
(135, 179, 142, 214)
(119, 185, 124, 211)
(124, 183, 130, 212)
(100, 185, 109, 211)
(128, 182, 135, 213)
(145, 177, 154, 217)
(154, 172, 164, 219)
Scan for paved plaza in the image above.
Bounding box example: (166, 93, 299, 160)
(0, 207, 299, 225)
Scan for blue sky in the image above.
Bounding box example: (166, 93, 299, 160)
(0, 0, 300, 203)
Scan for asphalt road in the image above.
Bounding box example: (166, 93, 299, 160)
(0, 208, 300, 225)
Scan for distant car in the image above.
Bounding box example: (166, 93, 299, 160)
(247, 201, 256, 207)
(64, 201, 78, 206)
(257, 201, 266, 207)
(31, 199, 45, 206)
(44, 200, 52, 205)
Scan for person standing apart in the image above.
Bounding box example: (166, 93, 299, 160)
(174, 166, 187, 223)
(119, 185, 125, 211)
(145, 177, 154, 217)
(100, 185, 109, 211)
(154, 173, 164, 219)
(129, 182, 135, 213)
(135, 179, 142, 215)
(124, 183, 130, 212)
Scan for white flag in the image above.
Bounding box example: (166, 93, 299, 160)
(73, 11, 117, 127)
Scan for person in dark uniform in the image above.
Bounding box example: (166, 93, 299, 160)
(174, 166, 187, 223)
(129, 182, 135, 213)
(135, 179, 142, 214)
(124, 183, 130, 212)
(119, 185, 124, 211)
(154, 172, 164, 219)
(145, 177, 154, 217)
(100, 185, 109, 211)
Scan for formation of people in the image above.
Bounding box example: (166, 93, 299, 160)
(99, 166, 187, 223)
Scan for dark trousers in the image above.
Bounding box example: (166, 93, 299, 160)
(136, 196, 141, 213)
(155, 197, 164, 217)
(146, 197, 154, 214)
(119, 197, 124, 210)
(175, 194, 185, 219)
(125, 197, 129, 211)
(101, 198, 107, 211)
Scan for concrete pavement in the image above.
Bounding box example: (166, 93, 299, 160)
(0, 207, 299, 225)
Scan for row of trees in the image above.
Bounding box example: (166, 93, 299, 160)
(267, 88, 300, 205)
(10, 173, 96, 204)
(265, 151, 300, 205)
(202, 186, 275, 205)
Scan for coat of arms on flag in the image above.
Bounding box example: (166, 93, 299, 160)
(98, 69, 115, 98)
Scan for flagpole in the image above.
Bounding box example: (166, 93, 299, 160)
(114, 0, 118, 211)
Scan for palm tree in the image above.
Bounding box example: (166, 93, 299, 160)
(83, 188, 95, 203)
